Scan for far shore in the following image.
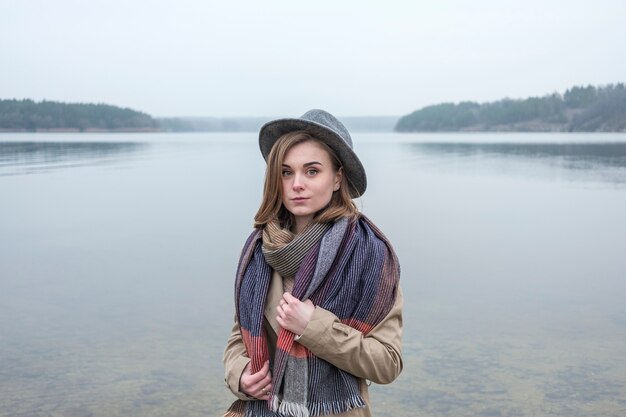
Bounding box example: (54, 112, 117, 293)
(0, 128, 162, 133)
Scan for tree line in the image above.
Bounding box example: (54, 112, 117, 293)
(395, 83, 626, 132)
(0, 99, 158, 131)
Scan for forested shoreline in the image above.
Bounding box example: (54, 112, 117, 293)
(4, 84, 626, 134)
(0, 99, 158, 132)
(395, 83, 626, 132)
(0, 100, 397, 133)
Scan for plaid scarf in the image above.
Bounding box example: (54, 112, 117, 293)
(224, 215, 400, 417)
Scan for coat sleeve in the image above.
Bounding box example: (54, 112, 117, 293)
(222, 316, 255, 401)
(296, 287, 404, 384)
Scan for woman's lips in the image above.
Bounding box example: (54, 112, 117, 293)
(291, 197, 308, 202)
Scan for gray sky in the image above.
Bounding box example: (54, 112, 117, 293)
(2, 0, 625, 117)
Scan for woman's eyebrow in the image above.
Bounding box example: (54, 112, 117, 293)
(282, 161, 323, 168)
(303, 161, 323, 167)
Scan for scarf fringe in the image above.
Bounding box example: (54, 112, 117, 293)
(270, 395, 280, 412)
(278, 400, 311, 417)
(308, 395, 367, 416)
(270, 395, 366, 417)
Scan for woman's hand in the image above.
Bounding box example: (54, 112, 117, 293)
(276, 292, 315, 335)
(239, 360, 272, 400)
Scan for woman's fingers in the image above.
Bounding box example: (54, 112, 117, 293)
(251, 360, 270, 382)
(248, 377, 272, 399)
(240, 361, 273, 399)
(282, 292, 298, 304)
(254, 382, 273, 399)
(276, 293, 314, 335)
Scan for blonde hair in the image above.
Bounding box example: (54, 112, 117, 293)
(254, 131, 359, 229)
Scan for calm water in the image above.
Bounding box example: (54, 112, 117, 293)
(1, 133, 626, 417)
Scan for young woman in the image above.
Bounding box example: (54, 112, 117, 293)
(223, 109, 402, 417)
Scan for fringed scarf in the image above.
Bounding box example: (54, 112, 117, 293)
(224, 215, 400, 417)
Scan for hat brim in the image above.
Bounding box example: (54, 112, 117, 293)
(259, 118, 367, 198)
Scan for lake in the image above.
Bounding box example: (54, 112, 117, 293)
(1, 132, 626, 417)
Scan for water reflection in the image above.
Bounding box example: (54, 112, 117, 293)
(406, 142, 626, 184)
(0, 142, 149, 176)
(2, 135, 626, 417)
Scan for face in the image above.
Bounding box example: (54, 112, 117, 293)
(281, 140, 342, 233)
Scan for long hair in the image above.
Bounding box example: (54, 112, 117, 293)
(254, 131, 359, 229)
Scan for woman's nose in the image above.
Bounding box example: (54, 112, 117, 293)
(292, 172, 305, 190)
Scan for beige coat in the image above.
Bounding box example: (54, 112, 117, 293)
(223, 271, 403, 416)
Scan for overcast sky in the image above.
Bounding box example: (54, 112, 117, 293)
(2, 0, 625, 117)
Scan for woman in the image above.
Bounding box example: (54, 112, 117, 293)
(223, 109, 402, 417)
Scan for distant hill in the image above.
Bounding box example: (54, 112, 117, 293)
(156, 117, 270, 132)
(341, 116, 399, 132)
(0, 99, 158, 132)
(0, 100, 399, 133)
(157, 115, 399, 133)
(395, 83, 626, 132)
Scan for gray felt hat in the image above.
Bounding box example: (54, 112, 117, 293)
(259, 109, 367, 197)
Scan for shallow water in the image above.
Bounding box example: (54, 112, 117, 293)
(1, 132, 626, 416)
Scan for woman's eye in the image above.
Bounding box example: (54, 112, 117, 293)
(282, 170, 292, 177)
(307, 169, 318, 175)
